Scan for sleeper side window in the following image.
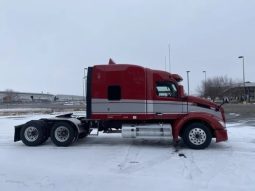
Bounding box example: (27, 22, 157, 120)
(108, 85, 121, 100)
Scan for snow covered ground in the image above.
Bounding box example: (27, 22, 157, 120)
(1, 114, 255, 191)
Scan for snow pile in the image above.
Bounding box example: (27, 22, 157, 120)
(0, 114, 255, 191)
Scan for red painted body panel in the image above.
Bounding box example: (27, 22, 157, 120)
(215, 129, 228, 142)
(91, 64, 182, 101)
(92, 65, 147, 100)
(172, 112, 227, 142)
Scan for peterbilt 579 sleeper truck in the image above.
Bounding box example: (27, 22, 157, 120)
(14, 59, 228, 149)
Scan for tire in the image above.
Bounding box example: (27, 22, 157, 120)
(182, 123, 212, 150)
(50, 122, 75, 147)
(20, 120, 47, 146)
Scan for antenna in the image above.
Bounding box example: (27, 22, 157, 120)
(164, 56, 167, 71)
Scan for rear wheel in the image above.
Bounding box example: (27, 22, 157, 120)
(50, 122, 75, 147)
(20, 120, 47, 146)
(182, 123, 212, 149)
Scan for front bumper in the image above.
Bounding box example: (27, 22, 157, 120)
(215, 129, 228, 142)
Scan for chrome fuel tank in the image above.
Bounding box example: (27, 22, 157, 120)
(121, 124, 171, 138)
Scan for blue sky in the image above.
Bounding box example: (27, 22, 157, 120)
(0, 0, 254, 95)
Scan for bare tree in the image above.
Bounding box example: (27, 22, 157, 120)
(197, 76, 237, 101)
(3, 89, 18, 103)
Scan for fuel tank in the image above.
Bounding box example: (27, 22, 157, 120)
(121, 124, 171, 138)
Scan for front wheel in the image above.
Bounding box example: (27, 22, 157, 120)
(50, 122, 76, 147)
(182, 123, 212, 149)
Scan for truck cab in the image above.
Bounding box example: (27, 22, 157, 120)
(85, 60, 227, 149)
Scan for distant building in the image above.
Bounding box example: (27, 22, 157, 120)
(0, 91, 54, 103)
(55, 94, 84, 102)
(0, 91, 83, 103)
(223, 82, 255, 102)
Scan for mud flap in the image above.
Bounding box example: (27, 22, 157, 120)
(14, 125, 23, 142)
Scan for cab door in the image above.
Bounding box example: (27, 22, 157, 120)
(150, 81, 184, 119)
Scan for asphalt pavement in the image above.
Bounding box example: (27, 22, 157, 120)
(223, 103, 255, 126)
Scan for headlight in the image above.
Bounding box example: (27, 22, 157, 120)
(218, 120, 226, 128)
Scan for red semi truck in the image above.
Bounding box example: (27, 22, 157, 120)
(14, 59, 228, 149)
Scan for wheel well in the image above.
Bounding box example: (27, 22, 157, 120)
(179, 120, 214, 138)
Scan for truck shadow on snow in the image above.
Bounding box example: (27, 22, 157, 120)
(75, 136, 173, 148)
(14, 134, 228, 151)
(73, 135, 228, 151)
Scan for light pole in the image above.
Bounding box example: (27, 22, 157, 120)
(83, 68, 88, 101)
(186, 71, 190, 95)
(203, 70, 206, 97)
(164, 56, 167, 71)
(168, 43, 171, 73)
(82, 78, 85, 101)
(238, 56, 246, 101)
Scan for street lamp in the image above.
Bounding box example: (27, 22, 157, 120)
(238, 56, 246, 101)
(83, 68, 88, 101)
(186, 71, 190, 95)
(82, 78, 85, 101)
(168, 43, 171, 73)
(203, 71, 206, 97)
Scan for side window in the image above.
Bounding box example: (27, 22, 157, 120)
(108, 85, 121, 100)
(156, 82, 177, 98)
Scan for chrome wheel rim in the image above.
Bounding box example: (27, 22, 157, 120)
(24, 126, 39, 142)
(188, 128, 207, 145)
(55, 126, 70, 142)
